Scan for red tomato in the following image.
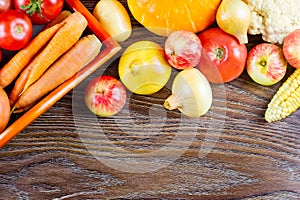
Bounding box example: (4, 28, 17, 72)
(14, 0, 64, 24)
(0, 87, 10, 133)
(197, 27, 248, 83)
(0, 0, 11, 13)
(0, 9, 33, 51)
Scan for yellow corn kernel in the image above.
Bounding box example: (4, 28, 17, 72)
(265, 68, 300, 122)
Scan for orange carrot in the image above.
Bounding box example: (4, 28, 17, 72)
(43, 10, 72, 30)
(0, 22, 65, 88)
(13, 103, 35, 114)
(9, 11, 88, 106)
(9, 65, 31, 106)
(14, 34, 102, 110)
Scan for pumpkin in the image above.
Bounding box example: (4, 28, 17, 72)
(127, 0, 222, 36)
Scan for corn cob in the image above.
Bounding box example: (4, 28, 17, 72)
(265, 68, 300, 122)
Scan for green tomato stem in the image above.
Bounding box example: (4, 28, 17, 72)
(21, 0, 43, 16)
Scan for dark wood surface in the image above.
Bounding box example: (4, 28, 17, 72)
(0, 0, 299, 199)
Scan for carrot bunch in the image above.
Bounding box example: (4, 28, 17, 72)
(15, 34, 102, 112)
(0, 11, 103, 112)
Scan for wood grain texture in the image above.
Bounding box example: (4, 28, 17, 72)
(0, 0, 299, 199)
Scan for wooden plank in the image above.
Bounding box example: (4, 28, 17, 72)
(0, 0, 299, 199)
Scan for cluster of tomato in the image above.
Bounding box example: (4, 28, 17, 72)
(0, 0, 64, 59)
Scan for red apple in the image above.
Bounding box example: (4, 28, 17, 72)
(85, 75, 127, 117)
(283, 29, 300, 68)
(164, 30, 202, 70)
(246, 43, 287, 86)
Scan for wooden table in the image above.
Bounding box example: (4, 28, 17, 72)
(0, 1, 299, 199)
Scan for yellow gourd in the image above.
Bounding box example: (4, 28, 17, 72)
(93, 0, 132, 42)
(118, 41, 172, 95)
(164, 68, 212, 117)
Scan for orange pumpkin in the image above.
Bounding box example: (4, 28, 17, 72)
(127, 0, 222, 36)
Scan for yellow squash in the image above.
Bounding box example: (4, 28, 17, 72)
(127, 0, 221, 36)
(93, 0, 132, 42)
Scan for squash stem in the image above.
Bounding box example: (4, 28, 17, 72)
(164, 94, 182, 110)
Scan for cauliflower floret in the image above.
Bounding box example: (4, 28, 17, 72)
(244, 0, 300, 44)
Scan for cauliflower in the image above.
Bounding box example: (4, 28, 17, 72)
(244, 0, 300, 44)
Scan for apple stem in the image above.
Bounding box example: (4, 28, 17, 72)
(96, 89, 105, 94)
(96, 84, 105, 94)
(260, 60, 267, 67)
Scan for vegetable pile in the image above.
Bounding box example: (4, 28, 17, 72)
(95, 0, 299, 122)
(0, 3, 103, 133)
(1, 0, 299, 137)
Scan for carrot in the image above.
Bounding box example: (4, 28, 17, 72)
(9, 11, 88, 106)
(9, 65, 31, 106)
(0, 22, 65, 88)
(14, 34, 102, 110)
(43, 10, 72, 30)
(13, 103, 35, 114)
